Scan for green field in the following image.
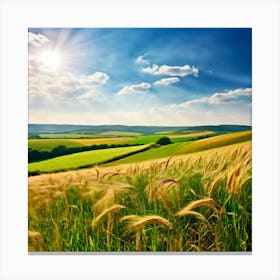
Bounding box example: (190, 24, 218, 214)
(108, 130, 252, 165)
(28, 144, 151, 174)
(38, 133, 99, 139)
(125, 135, 163, 145)
(99, 131, 142, 137)
(38, 131, 142, 139)
(29, 139, 84, 151)
(155, 130, 175, 135)
(108, 142, 186, 165)
(28, 131, 252, 174)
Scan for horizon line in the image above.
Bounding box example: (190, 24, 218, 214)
(28, 123, 252, 127)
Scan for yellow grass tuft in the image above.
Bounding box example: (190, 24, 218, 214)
(121, 214, 173, 232)
(148, 178, 179, 202)
(177, 197, 216, 213)
(92, 204, 125, 228)
(175, 210, 210, 225)
(208, 174, 225, 196)
(92, 204, 125, 250)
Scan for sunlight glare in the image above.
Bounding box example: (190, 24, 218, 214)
(40, 50, 61, 71)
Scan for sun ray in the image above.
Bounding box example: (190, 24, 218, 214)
(39, 50, 62, 71)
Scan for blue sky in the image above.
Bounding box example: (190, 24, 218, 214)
(28, 28, 252, 126)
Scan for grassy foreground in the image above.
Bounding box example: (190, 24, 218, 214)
(28, 142, 252, 252)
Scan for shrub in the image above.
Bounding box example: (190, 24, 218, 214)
(156, 137, 171, 145)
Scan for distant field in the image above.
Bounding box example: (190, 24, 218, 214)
(168, 131, 214, 138)
(39, 133, 98, 139)
(39, 131, 141, 139)
(99, 131, 141, 137)
(29, 139, 84, 151)
(107, 130, 252, 165)
(107, 142, 186, 165)
(28, 144, 151, 174)
(70, 137, 134, 146)
(155, 130, 175, 135)
(125, 132, 215, 145)
(176, 130, 252, 154)
(125, 135, 163, 145)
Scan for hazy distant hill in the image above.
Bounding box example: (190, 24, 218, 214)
(28, 124, 251, 135)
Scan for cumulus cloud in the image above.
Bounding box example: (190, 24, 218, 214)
(28, 53, 110, 100)
(117, 82, 151, 95)
(180, 88, 252, 108)
(208, 88, 252, 104)
(28, 32, 50, 47)
(142, 64, 199, 77)
(136, 55, 150, 65)
(80, 72, 109, 87)
(154, 77, 180, 86)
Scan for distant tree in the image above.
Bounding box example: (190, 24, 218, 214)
(156, 137, 171, 145)
(51, 145, 67, 157)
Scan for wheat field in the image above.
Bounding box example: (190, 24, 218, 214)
(28, 141, 252, 252)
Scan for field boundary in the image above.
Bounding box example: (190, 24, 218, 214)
(28, 143, 154, 176)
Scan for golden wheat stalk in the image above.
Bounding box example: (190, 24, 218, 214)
(162, 157, 173, 172)
(121, 214, 173, 232)
(151, 179, 179, 200)
(208, 174, 224, 196)
(92, 188, 117, 213)
(175, 210, 210, 225)
(92, 204, 125, 228)
(121, 214, 173, 251)
(92, 204, 125, 250)
(177, 197, 216, 213)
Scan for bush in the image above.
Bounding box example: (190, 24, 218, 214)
(156, 137, 171, 145)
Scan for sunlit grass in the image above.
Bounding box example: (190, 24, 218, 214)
(28, 144, 151, 174)
(28, 141, 252, 252)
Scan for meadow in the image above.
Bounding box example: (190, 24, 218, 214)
(28, 126, 252, 252)
(28, 131, 251, 174)
(28, 141, 252, 252)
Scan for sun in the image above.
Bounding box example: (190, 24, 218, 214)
(39, 50, 62, 71)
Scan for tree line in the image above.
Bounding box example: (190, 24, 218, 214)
(28, 143, 141, 163)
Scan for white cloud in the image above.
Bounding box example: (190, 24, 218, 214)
(80, 72, 109, 87)
(142, 64, 199, 77)
(28, 53, 110, 100)
(136, 55, 150, 65)
(208, 88, 252, 104)
(28, 32, 50, 47)
(117, 82, 151, 95)
(180, 88, 252, 108)
(180, 97, 208, 108)
(77, 90, 99, 102)
(154, 77, 180, 86)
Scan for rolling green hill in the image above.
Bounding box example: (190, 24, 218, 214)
(29, 124, 252, 136)
(28, 144, 151, 175)
(108, 130, 252, 165)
